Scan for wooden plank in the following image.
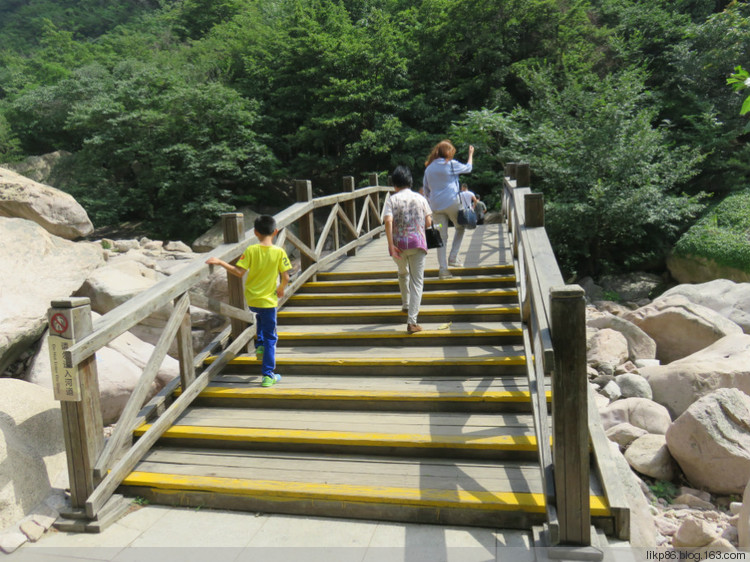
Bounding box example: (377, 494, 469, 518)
(84, 323, 256, 518)
(588, 384, 631, 540)
(94, 293, 190, 478)
(314, 203, 340, 258)
(175, 295, 195, 389)
(188, 291, 256, 324)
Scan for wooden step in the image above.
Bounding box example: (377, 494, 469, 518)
(275, 321, 523, 346)
(119, 448, 610, 529)
(135, 408, 540, 460)
(206, 344, 527, 376)
(296, 275, 516, 294)
(278, 303, 521, 325)
(285, 288, 519, 307)
(185, 374, 551, 413)
(315, 264, 515, 281)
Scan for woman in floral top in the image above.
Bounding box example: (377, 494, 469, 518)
(383, 165, 433, 334)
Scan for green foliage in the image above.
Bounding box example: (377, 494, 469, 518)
(8, 60, 274, 240)
(674, 189, 750, 273)
(727, 65, 750, 115)
(452, 67, 705, 276)
(648, 480, 679, 504)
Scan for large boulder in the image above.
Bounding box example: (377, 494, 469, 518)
(0, 217, 104, 374)
(27, 324, 180, 425)
(624, 434, 676, 481)
(74, 259, 166, 315)
(660, 279, 750, 334)
(623, 295, 743, 363)
(639, 334, 750, 418)
(599, 397, 672, 434)
(587, 328, 629, 369)
(0, 379, 67, 530)
(587, 312, 656, 362)
(665, 388, 750, 495)
(4, 151, 69, 184)
(0, 167, 93, 239)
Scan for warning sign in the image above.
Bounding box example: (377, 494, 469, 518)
(50, 313, 69, 335)
(48, 335, 81, 402)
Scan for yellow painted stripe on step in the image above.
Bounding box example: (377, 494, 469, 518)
(278, 307, 521, 318)
(205, 355, 527, 367)
(134, 424, 538, 451)
(288, 289, 519, 301)
(278, 328, 523, 340)
(187, 387, 552, 402)
(121, 471, 611, 516)
(318, 266, 515, 278)
(304, 276, 516, 288)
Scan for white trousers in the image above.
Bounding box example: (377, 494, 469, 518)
(432, 200, 466, 271)
(392, 248, 426, 325)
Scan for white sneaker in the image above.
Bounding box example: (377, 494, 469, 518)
(448, 258, 464, 267)
(438, 269, 453, 280)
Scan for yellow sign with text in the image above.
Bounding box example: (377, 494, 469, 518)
(48, 335, 81, 402)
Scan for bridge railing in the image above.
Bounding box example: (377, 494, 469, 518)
(502, 164, 629, 546)
(47, 174, 392, 525)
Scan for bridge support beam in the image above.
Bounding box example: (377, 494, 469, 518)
(221, 213, 247, 341)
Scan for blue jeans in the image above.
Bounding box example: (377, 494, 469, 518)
(250, 306, 278, 376)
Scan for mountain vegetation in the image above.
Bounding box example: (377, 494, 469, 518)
(0, 0, 748, 277)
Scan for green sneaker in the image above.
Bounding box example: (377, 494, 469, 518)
(255, 345, 264, 359)
(261, 373, 281, 387)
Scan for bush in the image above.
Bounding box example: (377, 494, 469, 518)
(673, 189, 750, 273)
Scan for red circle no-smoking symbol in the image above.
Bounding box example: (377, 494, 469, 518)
(50, 313, 68, 335)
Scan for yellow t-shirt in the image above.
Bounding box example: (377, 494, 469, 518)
(236, 244, 292, 308)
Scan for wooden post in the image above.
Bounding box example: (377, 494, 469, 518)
(370, 173, 382, 238)
(516, 163, 531, 188)
(550, 285, 590, 546)
(175, 293, 195, 388)
(221, 213, 246, 341)
(47, 298, 103, 508)
(296, 180, 315, 273)
(524, 193, 544, 228)
(506, 162, 517, 181)
(367, 173, 379, 234)
(343, 176, 357, 256)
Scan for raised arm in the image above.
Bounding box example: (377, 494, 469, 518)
(206, 256, 246, 278)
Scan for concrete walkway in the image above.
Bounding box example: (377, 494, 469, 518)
(6, 504, 539, 561)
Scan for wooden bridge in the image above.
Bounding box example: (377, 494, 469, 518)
(47, 165, 629, 553)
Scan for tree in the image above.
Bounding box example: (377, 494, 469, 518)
(452, 67, 705, 276)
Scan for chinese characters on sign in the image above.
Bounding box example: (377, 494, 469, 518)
(48, 334, 81, 402)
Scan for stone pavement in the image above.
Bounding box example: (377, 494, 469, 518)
(4, 504, 540, 562)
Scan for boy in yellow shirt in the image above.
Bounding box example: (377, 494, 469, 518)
(206, 215, 292, 387)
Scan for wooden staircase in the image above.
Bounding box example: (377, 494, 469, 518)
(119, 259, 611, 529)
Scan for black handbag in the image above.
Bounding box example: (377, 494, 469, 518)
(425, 225, 443, 249)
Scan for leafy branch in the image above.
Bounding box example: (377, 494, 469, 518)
(727, 65, 750, 115)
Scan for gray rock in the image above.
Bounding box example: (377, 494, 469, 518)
(0, 530, 27, 554)
(599, 272, 663, 302)
(739, 476, 750, 548)
(616, 373, 653, 400)
(623, 295, 743, 364)
(671, 494, 714, 510)
(0, 379, 67, 530)
(605, 422, 647, 449)
(0, 217, 104, 374)
(661, 279, 750, 334)
(588, 312, 657, 362)
(624, 434, 676, 481)
(600, 380, 622, 401)
(600, 397, 672, 435)
(666, 388, 750, 495)
(667, 252, 750, 285)
(0, 166, 93, 239)
(640, 334, 750, 418)
(672, 517, 719, 548)
(587, 328, 629, 368)
(19, 520, 45, 542)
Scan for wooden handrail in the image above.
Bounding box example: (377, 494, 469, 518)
(50, 177, 393, 518)
(503, 164, 630, 545)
